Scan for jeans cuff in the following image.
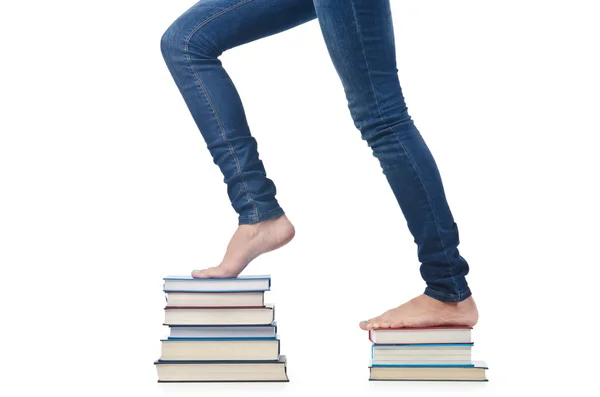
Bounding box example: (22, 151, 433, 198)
(424, 286, 472, 303)
(238, 207, 285, 225)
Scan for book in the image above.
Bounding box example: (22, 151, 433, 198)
(155, 355, 289, 382)
(168, 324, 277, 339)
(371, 343, 472, 365)
(369, 361, 488, 381)
(165, 291, 264, 307)
(369, 326, 472, 344)
(160, 339, 280, 361)
(164, 305, 275, 326)
(163, 275, 270, 292)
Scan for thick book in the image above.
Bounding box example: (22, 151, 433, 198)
(163, 275, 271, 292)
(155, 355, 289, 382)
(168, 323, 277, 339)
(369, 361, 488, 381)
(160, 338, 280, 361)
(371, 343, 473, 365)
(164, 305, 275, 326)
(369, 326, 472, 344)
(165, 291, 264, 307)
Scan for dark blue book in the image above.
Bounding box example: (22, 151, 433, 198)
(155, 355, 289, 382)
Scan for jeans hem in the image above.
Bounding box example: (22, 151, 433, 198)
(424, 286, 472, 303)
(238, 207, 285, 225)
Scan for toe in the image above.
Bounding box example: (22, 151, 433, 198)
(205, 266, 232, 278)
(202, 268, 219, 278)
(389, 319, 405, 328)
(378, 319, 392, 329)
(360, 317, 379, 330)
(193, 268, 212, 278)
(367, 318, 382, 330)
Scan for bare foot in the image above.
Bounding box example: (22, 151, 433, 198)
(359, 294, 479, 330)
(191, 214, 295, 278)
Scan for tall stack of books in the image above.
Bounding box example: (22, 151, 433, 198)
(155, 275, 289, 382)
(367, 326, 488, 381)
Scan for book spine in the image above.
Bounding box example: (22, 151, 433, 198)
(164, 306, 266, 309)
(372, 343, 474, 347)
(161, 337, 280, 341)
(163, 289, 269, 293)
(166, 337, 278, 340)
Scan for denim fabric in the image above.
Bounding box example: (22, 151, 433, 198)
(161, 0, 472, 302)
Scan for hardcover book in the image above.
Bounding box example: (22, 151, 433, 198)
(160, 338, 281, 361)
(371, 343, 473, 365)
(163, 275, 271, 293)
(369, 361, 488, 381)
(155, 355, 289, 382)
(369, 326, 472, 345)
(165, 291, 264, 307)
(164, 305, 275, 326)
(168, 323, 277, 339)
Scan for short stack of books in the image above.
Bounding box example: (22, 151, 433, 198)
(368, 326, 488, 381)
(155, 275, 288, 382)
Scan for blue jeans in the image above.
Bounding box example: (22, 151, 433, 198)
(161, 0, 472, 302)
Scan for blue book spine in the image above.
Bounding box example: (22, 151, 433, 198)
(371, 343, 474, 357)
(163, 289, 271, 293)
(167, 322, 277, 328)
(161, 336, 280, 342)
(370, 363, 476, 368)
(372, 343, 474, 347)
(167, 336, 277, 340)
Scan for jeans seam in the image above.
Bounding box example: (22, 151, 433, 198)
(385, 128, 461, 295)
(425, 287, 459, 299)
(397, 137, 460, 296)
(239, 207, 283, 221)
(425, 286, 471, 302)
(184, 0, 258, 220)
(348, 0, 459, 295)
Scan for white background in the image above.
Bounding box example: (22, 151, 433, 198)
(1, 0, 599, 395)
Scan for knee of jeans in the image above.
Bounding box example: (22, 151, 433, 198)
(160, 21, 184, 62)
(361, 109, 414, 142)
(161, 20, 218, 63)
(161, 21, 222, 60)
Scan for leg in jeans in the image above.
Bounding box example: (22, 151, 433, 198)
(312, 0, 478, 327)
(161, 0, 316, 277)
